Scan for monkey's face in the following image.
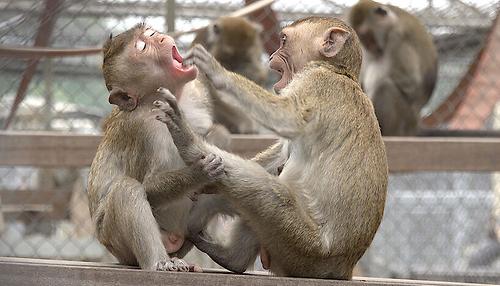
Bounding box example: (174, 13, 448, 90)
(269, 25, 316, 93)
(349, 3, 395, 56)
(207, 17, 260, 60)
(270, 22, 349, 93)
(127, 26, 198, 91)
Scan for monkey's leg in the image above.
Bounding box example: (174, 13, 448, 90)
(188, 195, 260, 274)
(193, 219, 260, 274)
(102, 177, 197, 271)
(187, 194, 235, 236)
(156, 91, 325, 255)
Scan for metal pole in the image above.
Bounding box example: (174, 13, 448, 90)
(166, 0, 176, 32)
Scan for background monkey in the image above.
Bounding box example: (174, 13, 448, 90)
(87, 24, 226, 271)
(155, 17, 388, 279)
(348, 0, 438, 136)
(192, 16, 268, 134)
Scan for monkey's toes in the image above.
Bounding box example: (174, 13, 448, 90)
(156, 258, 201, 272)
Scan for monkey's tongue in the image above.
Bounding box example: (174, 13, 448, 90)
(172, 46, 186, 70)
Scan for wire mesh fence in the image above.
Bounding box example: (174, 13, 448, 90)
(0, 0, 500, 283)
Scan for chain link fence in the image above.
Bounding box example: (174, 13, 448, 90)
(0, 0, 499, 283)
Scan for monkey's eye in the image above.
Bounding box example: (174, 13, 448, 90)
(136, 40, 146, 51)
(144, 29, 156, 37)
(281, 34, 287, 45)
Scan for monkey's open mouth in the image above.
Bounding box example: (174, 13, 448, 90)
(172, 46, 186, 69)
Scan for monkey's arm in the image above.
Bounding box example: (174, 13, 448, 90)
(390, 43, 424, 104)
(144, 155, 224, 207)
(186, 45, 307, 139)
(144, 167, 199, 206)
(155, 91, 327, 257)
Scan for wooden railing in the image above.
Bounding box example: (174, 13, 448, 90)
(0, 257, 494, 286)
(1, 132, 499, 284)
(1, 131, 500, 172)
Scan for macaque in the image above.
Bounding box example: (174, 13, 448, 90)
(154, 17, 388, 279)
(192, 16, 268, 134)
(87, 24, 226, 271)
(349, 0, 438, 136)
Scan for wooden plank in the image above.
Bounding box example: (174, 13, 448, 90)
(0, 131, 100, 167)
(410, 271, 500, 284)
(0, 190, 72, 218)
(384, 137, 500, 172)
(1, 132, 500, 171)
(0, 257, 494, 286)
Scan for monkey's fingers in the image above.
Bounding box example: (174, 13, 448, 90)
(189, 264, 203, 273)
(209, 165, 225, 179)
(192, 44, 213, 62)
(170, 257, 203, 273)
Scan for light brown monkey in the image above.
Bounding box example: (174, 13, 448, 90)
(154, 17, 388, 279)
(87, 24, 226, 271)
(349, 0, 438, 136)
(192, 16, 268, 134)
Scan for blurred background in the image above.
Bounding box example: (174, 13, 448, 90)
(0, 0, 500, 283)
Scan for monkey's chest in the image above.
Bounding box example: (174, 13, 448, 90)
(363, 59, 389, 100)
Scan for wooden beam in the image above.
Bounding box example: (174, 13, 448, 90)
(384, 137, 500, 172)
(1, 132, 500, 172)
(0, 132, 101, 168)
(0, 257, 491, 286)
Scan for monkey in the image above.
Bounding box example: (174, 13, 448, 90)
(87, 23, 227, 272)
(192, 16, 268, 134)
(153, 16, 388, 279)
(348, 0, 438, 136)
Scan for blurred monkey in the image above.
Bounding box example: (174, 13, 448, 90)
(192, 17, 268, 134)
(349, 0, 438, 136)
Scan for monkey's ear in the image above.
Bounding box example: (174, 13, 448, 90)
(108, 87, 138, 111)
(320, 27, 350, 58)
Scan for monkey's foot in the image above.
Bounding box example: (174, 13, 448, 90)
(154, 87, 198, 162)
(155, 257, 202, 272)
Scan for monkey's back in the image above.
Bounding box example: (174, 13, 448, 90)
(272, 64, 387, 279)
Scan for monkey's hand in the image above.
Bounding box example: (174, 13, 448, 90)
(154, 87, 199, 164)
(184, 44, 229, 90)
(155, 257, 202, 272)
(191, 153, 225, 184)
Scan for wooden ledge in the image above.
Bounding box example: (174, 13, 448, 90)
(1, 131, 500, 172)
(0, 257, 494, 286)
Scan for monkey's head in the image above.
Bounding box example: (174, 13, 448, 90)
(349, 0, 397, 57)
(269, 17, 362, 93)
(102, 23, 197, 111)
(195, 17, 263, 64)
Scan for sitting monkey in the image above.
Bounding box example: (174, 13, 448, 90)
(87, 24, 226, 271)
(192, 16, 269, 134)
(154, 17, 388, 279)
